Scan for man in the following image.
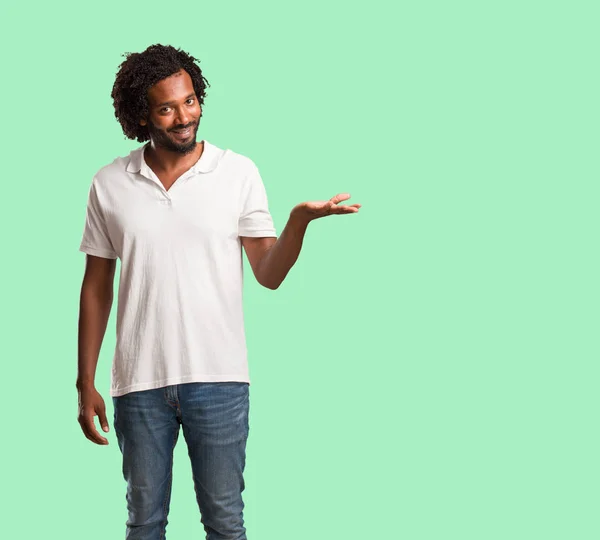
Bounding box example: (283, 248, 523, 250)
(76, 43, 361, 540)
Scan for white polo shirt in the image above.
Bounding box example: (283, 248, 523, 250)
(79, 140, 277, 397)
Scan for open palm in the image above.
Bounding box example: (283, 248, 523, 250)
(293, 193, 362, 222)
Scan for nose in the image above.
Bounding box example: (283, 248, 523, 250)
(174, 105, 191, 126)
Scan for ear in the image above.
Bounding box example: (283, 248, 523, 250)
(140, 118, 147, 126)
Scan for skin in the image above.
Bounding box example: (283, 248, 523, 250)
(77, 68, 362, 445)
(140, 69, 204, 188)
(77, 256, 115, 445)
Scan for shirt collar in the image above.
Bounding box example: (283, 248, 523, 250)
(126, 140, 221, 175)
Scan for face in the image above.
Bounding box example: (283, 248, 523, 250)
(141, 69, 202, 155)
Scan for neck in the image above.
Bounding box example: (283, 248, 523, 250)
(145, 140, 204, 173)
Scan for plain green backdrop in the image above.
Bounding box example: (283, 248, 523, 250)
(0, 0, 598, 538)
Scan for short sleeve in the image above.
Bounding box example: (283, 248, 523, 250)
(238, 164, 277, 237)
(79, 178, 118, 259)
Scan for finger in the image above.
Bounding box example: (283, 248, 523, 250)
(78, 416, 98, 444)
(80, 416, 107, 445)
(79, 413, 109, 445)
(322, 201, 335, 214)
(330, 193, 351, 205)
(331, 205, 360, 214)
(98, 406, 110, 434)
(81, 424, 102, 445)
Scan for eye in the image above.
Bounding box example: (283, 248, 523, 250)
(186, 98, 195, 105)
(160, 107, 171, 113)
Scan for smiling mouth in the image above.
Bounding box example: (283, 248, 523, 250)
(172, 127, 192, 138)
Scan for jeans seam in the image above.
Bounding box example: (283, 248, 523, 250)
(159, 420, 178, 540)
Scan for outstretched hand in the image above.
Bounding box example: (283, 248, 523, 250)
(291, 193, 362, 223)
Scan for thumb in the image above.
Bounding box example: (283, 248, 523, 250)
(98, 406, 110, 433)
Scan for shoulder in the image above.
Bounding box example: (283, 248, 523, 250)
(213, 143, 259, 175)
(91, 146, 143, 189)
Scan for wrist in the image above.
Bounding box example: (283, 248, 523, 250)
(76, 379, 95, 390)
(289, 207, 312, 229)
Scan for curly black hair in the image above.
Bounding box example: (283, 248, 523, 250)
(111, 44, 210, 142)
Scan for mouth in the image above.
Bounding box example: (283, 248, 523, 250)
(171, 126, 193, 140)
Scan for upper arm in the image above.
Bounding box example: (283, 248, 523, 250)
(82, 254, 117, 291)
(241, 236, 277, 284)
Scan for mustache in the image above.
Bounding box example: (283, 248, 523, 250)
(169, 122, 197, 132)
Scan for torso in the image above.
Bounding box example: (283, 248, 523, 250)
(80, 140, 277, 397)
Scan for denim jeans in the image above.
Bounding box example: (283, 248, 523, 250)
(112, 382, 250, 540)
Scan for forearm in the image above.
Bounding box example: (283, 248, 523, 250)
(77, 285, 113, 389)
(257, 213, 310, 290)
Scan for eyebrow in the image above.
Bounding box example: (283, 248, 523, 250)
(155, 93, 196, 108)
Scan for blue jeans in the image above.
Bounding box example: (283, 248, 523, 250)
(112, 382, 250, 540)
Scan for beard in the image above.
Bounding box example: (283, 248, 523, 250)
(146, 117, 200, 155)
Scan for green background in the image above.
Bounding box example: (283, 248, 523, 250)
(1, 0, 598, 538)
